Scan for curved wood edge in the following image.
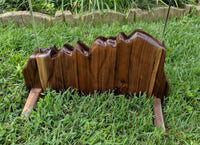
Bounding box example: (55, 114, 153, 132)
(22, 29, 169, 130)
(21, 88, 42, 118)
(23, 29, 168, 97)
(153, 98, 165, 132)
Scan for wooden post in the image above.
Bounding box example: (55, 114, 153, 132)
(21, 88, 42, 117)
(153, 98, 166, 132)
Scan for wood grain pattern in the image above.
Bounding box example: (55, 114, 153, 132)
(75, 41, 93, 93)
(23, 29, 169, 98)
(22, 49, 41, 89)
(92, 36, 117, 92)
(36, 46, 55, 90)
(152, 47, 169, 98)
(22, 29, 169, 130)
(61, 44, 78, 90)
(153, 98, 165, 132)
(21, 88, 42, 117)
(48, 47, 64, 91)
(128, 31, 165, 97)
(114, 33, 132, 94)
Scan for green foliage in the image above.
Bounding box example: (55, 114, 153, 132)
(0, 0, 56, 15)
(0, 14, 200, 144)
(0, 0, 198, 15)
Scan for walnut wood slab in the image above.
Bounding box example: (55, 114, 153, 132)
(22, 29, 169, 130)
(23, 29, 169, 97)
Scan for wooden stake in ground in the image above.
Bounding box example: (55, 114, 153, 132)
(21, 0, 42, 118)
(21, 88, 42, 117)
(153, 98, 166, 132)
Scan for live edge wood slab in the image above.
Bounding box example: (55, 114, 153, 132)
(22, 29, 169, 131)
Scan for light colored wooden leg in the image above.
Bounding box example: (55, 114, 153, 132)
(153, 98, 166, 132)
(21, 88, 42, 117)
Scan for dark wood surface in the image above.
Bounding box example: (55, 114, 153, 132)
(23, 49, 41, 89)
(92, 36, 117, 92)
(114, 33, 131, 94)
(23, 29, 169, 98)
(22, 29, 169, 130)
(61, 44, 78, 90)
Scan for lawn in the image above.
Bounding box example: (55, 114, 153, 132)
(0, 14, 200, 144)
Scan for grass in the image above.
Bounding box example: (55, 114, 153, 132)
(0, 14, 200, 144)
(0, 0, 198, 15)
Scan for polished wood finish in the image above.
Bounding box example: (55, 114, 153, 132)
(23, 49, 41, 90)
(36, 47, 54, 90)
(153, 98, 165, 132)
(92, 36, 117, 92)
(61, 44, 78, 90)
(22, 29, 169, 130)
(21, 88, 42, 117)
(23, 29, 169, 98)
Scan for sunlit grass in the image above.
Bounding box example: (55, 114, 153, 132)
(0, 14, 200, 144)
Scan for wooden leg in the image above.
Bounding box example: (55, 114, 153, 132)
(21, 88, 42, 117)
(153, 98, 166, 132)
